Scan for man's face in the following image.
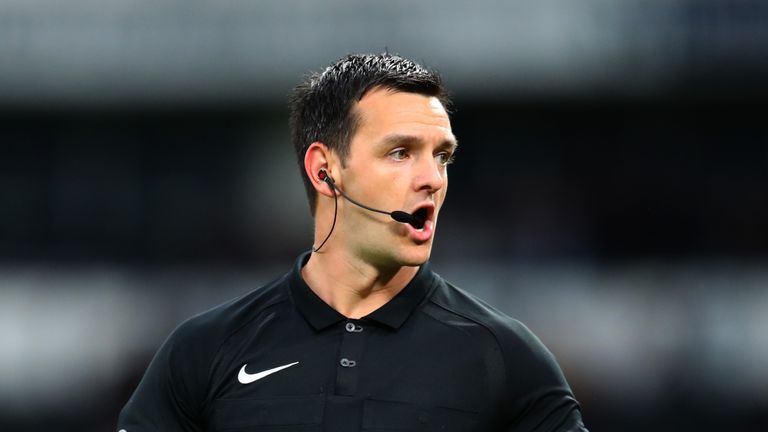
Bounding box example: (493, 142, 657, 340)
(335, 87, 457, 267)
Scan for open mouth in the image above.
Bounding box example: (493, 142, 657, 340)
(409, 206, 431, 230)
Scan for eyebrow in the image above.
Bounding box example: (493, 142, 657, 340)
(378, 133, 459, 152)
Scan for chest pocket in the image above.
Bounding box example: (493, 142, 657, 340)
(362, 399, 479, 432)
(211, 394, 323, 431)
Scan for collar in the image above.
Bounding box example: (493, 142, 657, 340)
(289, 251, 437, 331)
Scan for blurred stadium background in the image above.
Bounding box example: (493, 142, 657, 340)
(1, 1, 767, 431)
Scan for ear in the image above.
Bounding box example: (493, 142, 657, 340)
(304, 142, 337, 198)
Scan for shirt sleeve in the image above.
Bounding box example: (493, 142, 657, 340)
(501, 321, 589, 432)
(118, 323, 207, 432)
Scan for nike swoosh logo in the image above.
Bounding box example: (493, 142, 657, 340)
(238, 361, 299, 384)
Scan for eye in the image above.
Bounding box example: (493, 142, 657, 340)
(389, 148, 409, 161)
(436, 151, 455, 166)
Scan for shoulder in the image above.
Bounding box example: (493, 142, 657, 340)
(427, 276, 534, 344)
(118, 273, 293, 428)
(427, 273, 585, 429)
(426, 274, 558, 368)
(164, 272, 292, 364)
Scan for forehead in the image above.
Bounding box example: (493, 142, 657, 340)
(351, 88, 453, 145)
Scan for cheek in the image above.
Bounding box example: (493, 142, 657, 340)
(438, 177, 448, 200)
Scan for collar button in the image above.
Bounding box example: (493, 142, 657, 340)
(345, 322, 364, 333)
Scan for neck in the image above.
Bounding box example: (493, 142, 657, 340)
(301, 247, 419, 319)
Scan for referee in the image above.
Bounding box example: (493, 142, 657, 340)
(118, 53, 588, 432)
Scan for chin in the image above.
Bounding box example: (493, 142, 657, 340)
(358, 234, 434, 268)
(396, 244, 433, 267)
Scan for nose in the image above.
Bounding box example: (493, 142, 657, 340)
(414, 153, 446, 193)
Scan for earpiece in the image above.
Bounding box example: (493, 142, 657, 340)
(318, 168, 338, 194)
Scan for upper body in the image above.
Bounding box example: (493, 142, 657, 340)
(119, 53, 588, 431)
(118, 252, 587, 432)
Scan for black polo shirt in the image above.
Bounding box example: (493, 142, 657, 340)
(118, 252, 587, 432)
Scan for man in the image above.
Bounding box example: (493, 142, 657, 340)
(118, 53, 588, 431)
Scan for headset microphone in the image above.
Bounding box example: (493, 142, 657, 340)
(318, 169, 423, 227)
(313, 169, 425, 252)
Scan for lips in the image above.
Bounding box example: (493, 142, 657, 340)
(408, 202, 434, 228)
(404, 202, 435, 242)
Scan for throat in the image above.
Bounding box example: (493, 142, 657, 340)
(301, 253, 418, 318)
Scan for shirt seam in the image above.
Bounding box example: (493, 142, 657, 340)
(200, 278, 292, 414)
(428, 286, 514, 420)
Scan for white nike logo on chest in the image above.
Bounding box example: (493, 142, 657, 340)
(237, 361, 300, 384)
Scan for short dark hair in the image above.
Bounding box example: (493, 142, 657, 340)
(289, 53, 451, 214)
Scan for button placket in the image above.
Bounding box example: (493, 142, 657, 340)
(334, 320, 366, 395)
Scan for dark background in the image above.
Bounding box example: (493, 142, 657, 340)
(1, 1, 767, 431)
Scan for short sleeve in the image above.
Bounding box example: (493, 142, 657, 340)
(501, 321, 588, 432)
(118, 324, 206, 432)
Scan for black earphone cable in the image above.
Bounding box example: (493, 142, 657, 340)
(329, 181, 390, 216)
(312, 179, 338, 253)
